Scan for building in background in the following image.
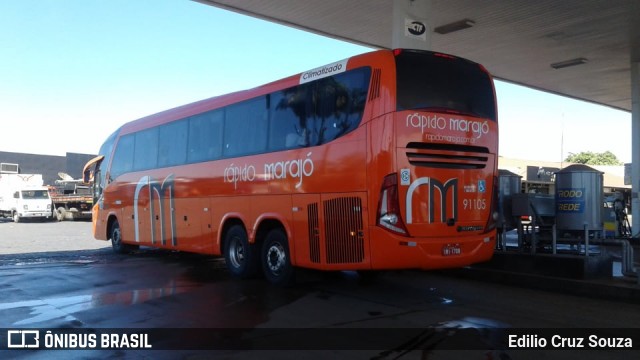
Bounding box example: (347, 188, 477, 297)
(0, 151, 96, 186)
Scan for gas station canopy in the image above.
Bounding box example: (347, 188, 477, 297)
(196, 0, 639, 112)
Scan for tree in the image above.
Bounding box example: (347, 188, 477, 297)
(564, 151, 623, 165)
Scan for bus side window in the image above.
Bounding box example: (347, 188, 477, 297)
(188, 110, 223, 163)
(158, 119, 188, 167)
(133, 128, 159, 171)
(271, 68, 370, 149)
(224, 97, 268, 157)
(312, 68, 370, 145)
(110, 134, 135, 179)
(270, 91, 304, 151)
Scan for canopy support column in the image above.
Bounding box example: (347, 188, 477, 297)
(631, 62, 640, 236)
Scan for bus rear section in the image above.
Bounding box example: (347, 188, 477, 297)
(370, 49, 499, 270)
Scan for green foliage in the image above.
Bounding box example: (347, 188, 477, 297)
(564, 151, 622, 165)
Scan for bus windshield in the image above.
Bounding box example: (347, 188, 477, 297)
(395, 50, 496, 121)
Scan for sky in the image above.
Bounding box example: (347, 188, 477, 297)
(0, 0, 632, 163)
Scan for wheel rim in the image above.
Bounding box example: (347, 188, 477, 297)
(228, 237, 245, 269)
(266, 242, 286, 275)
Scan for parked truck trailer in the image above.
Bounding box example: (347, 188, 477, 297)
(50, 173, 93, 221)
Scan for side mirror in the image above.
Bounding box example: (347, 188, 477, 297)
(83, 155, 104, 183)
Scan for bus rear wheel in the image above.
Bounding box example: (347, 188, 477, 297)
(223, 225, 259, 278)
(261, 228, 294, 286)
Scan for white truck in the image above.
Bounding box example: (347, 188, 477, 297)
(0, 166, 53, 222)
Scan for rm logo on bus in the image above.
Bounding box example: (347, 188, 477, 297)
(406, 177, 458, 224)
(134, 175, 177, 246)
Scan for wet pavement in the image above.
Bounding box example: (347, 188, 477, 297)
(1, 221, 640, 359)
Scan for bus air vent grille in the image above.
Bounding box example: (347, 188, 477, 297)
(368, 68, 381, 101)
(406, 142, 489, 169)
(324, 197, 365, 264)
(308, 202, 321, 263)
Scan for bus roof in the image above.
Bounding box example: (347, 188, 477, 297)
(116, 49, 487, 136)
(118, 50, 388, 135)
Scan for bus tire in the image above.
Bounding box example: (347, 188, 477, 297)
(261, 228, 294, 286)
(110, 219, 137, 254)
(223, 225, 259, 279)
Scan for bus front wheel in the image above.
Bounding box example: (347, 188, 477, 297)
(110, 219, 137, 254)
(223, 225, 259, 279)
(261, 228, 294, 286)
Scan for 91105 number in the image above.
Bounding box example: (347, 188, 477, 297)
(463, 198, 486, 210)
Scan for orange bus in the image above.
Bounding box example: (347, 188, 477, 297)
(86, 49, 499, 285)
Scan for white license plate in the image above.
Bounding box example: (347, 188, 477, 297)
(442, 244, 462, 256)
